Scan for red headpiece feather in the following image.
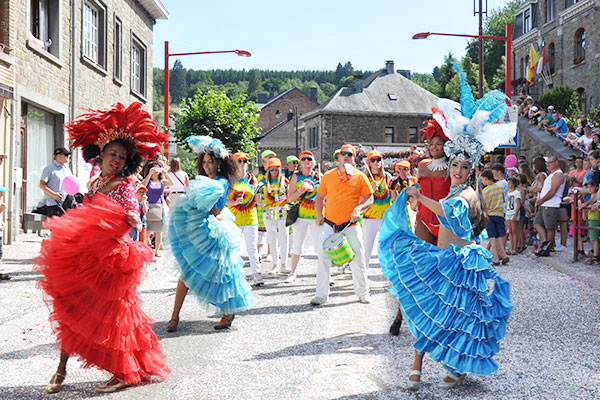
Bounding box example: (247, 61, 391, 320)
(420, 107, 450, 143)
(65, 102, 167, 160)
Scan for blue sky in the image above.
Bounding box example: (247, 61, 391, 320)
(153, 0, 511, 75)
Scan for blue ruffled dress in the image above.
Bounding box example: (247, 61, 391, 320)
(168, 176, 258, 314)
(379, 191, 512, 376)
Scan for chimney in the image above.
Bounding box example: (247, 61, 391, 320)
(257, 93, 268, 103)
(354, 75, 364, 93)
(309, 87, 318, 103)
(385, 60, 395, 75)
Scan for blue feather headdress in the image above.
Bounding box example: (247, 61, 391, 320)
(436, 62, 517, 167)
(184, 135, 229, 159)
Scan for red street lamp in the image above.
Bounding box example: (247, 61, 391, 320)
(412, 23, 512, 102)
(163, 41, 252, 158)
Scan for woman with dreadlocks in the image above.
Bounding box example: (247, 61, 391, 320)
(35, 103, 170, 394)
(379, 65, 513, 390)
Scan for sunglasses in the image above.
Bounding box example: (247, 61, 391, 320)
(301, 157, 313, 161)
(370, 158, 382, 162)
(236, 160, 248, 164)
(269, 168, 279, 172)
(340, 151, 354, 157)
(397, 167, 409, 171)
(291, 161, 299, 164)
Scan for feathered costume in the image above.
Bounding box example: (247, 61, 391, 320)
(34, 102, 170, 384)
(379, 63, 514, 376)
(168, 135, 257, 314)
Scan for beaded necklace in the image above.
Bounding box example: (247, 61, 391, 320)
(90, 174, 116, 195)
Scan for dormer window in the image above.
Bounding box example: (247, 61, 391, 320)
(388, 93, 398, 100)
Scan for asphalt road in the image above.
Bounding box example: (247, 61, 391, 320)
(0, 232, 599, 399)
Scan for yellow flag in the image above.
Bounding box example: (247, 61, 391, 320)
(526, 44, 540, 85)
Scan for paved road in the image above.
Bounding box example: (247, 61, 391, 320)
(0, 233, 599, 399)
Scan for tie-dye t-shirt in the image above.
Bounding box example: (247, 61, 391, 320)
(255, 168, 266, 228)
(260, 176, 288, 209)
(363, 172, 392, 219)
(294, 172, 320, 220)
(227, 176, 258, 226)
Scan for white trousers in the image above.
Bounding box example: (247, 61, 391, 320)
(362, 218, 382, 265)
(239, 224, 261, 274)
(264, 217, 288, 266)
(290, 217, 319, 255)
(316, 223, 369, 299)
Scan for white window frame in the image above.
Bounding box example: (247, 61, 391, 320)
(83, 2, 98, 62)
(113, 16, 122, 81)
(131, 34, 147, 97)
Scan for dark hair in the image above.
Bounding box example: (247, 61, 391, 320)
(491, 163, 505, 174)
(481, 169, 495, 182)
(508, 176, 520, 188)
(518, 162, 534, 183)
(518, 173, 528, 186)
(470, 175, 488, 238)
(82, 138, 142, 177)
(592, 150, 600, 160)
(170, 157, 182, 172)
(576, 156, 584, 161)
(591, 168, 600, 188)
(533, 157, 547, 174)
(196, 152, 237, 181)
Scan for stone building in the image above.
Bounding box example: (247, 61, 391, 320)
(255, 88, 319, 163)
(299, 61, 438, 163)
(512, 0, 599, 110)
(0, 0, 167, 242)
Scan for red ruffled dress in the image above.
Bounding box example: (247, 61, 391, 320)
(417, 175, 451, 238)
(34, 179, 170, 385)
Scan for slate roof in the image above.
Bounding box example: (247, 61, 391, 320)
(302, 68, 438, 119)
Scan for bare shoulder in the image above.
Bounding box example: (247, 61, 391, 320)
(459, 186, 476, 203)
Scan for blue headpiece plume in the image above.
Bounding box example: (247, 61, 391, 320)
(436, 62, 517, 167)
(184, 135, 229, 159)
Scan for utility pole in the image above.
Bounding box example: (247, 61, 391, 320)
(474, 0, 487, 98)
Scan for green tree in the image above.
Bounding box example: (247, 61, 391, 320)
(565, 91, 582, 122)
(411, 73, 442, 96)
(491, 56, 507, 90)
(174, 89, 260, 156)
(466, 0, 524, 88)
(438, 53, 458, 98)
(263, 77, 284, 93)
(247, 69, 262, 101)
(538, 86, 577, 114)
(170, 59, 187, 104)
(320, 82, 338, 98)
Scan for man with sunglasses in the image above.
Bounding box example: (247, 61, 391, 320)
(285, 155, 300, 179)
(312, 144, 374, 305)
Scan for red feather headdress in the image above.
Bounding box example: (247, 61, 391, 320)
(65, 102, 167, 160)
(420, 107, 450, 143)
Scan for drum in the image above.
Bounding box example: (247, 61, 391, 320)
(323, 232, 355, 265)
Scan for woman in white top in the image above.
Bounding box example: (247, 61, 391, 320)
(168, 158, 189, 203)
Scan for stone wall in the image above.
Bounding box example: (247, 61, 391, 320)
(257, 89, 318, 132)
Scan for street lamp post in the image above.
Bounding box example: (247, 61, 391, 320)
(276, 99, 299, 155)
(412, 23, 512, 101)
(163, 41, 251, 158)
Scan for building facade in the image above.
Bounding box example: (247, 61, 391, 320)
(300, 61, 438, 163)
(512, 0, 599, 110)
(0, 0, 167, 242)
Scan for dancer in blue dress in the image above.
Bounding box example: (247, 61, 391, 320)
(167, 135, 257, 332)
(379, 63, 514, 389)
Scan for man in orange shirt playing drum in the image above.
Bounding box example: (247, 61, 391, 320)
(312, 144, 374, 305)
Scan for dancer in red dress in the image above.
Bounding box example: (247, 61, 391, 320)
(35, 102, 170, 394)
(389, 111, 451, 336)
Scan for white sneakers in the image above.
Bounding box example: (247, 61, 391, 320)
(358, 295, 371, 304)
(283, 273, 296, 283)
(310, 296, 328, 305)
(252, 273, 264, 287)
(554, 244, 567, 252)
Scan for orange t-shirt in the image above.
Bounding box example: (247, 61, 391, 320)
(318, 167, 373, 225)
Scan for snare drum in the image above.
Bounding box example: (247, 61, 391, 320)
(323, 232, 355, 265)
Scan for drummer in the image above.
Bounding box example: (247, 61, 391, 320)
(312, 144, 374, 305)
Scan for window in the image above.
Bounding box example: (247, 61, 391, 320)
(564, 0, 580, 8)
(308, 126, 318, 149)
(0, 1, 8, 54)
(131, 35, 147, 96)
(574, 28, 585, 64)
(82, 0, 106, 68)
(408, 127, 419, 143)
(388, 93, 397, 100)
(385, 127, 394, 143)
(113, 17, 122, 80)
(546, 0, 555, 22)
(523, 8, 531, 33)
(30, 0, 59, 57)
(549, 42, 555, 74)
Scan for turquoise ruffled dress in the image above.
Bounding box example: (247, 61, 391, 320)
(169, 176, 257, 314)
(379, 191, 512, 376)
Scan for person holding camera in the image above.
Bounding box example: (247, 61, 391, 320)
(34, 147, 75, 217)
(141, 163, 173, 258)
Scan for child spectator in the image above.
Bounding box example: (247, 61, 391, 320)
(517, 173, 530, 253)
(537, 109, 554, 130)
(506, 177, 522, 255)
(586, 169, 600, 265)
(481, 169, 509, 265)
